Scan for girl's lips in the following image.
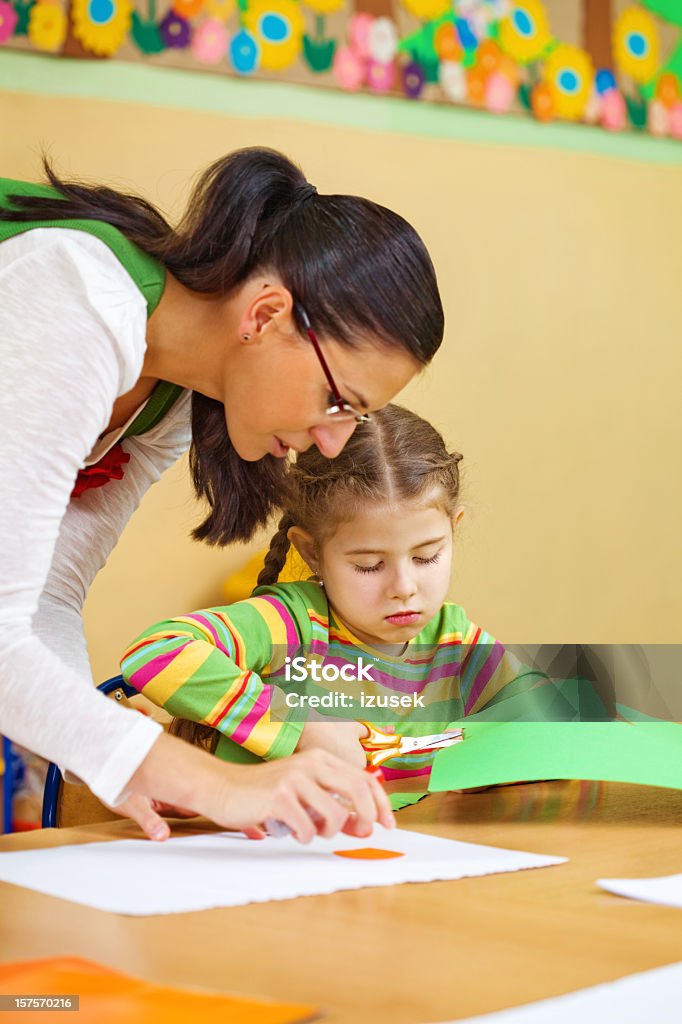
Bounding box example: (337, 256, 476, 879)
(385, 612, 420, 625)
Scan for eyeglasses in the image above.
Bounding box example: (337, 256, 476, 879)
(295, 302, 371, 424)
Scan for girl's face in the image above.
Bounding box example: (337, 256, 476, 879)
(295, 495, 457, 652)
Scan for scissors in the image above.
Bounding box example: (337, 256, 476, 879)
(360, 721, 464, 767)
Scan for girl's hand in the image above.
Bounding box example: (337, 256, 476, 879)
(295, 720, 369, 768)
(124, 732, 395, 844)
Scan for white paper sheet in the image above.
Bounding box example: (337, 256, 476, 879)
(597, 871, 682, 909)
(0, 827, 566, 916)
(424, 960, 682, 1023)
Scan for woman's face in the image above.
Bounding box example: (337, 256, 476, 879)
(223, 321, 419, 463)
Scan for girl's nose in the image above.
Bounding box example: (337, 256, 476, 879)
(308, 419, 358, 459)
(389, 567, 418, 601)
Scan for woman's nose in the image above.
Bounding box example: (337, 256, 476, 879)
(308, 420, 358, 459)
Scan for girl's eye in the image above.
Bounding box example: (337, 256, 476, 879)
(414, 552, 441, 566)
(354, 563, 382, 574)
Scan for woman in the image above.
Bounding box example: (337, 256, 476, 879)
(0, 147, 443, 842)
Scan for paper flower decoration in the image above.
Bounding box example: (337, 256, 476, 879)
(349, 12, 371, 59)
(655, 73, 680, 110)
(434, 23, 462, 62)
(332, 43, 365, 90)
(72, 444, 130, 499)
(669, 103, 682, 141)
(173, 0, 204, 16)
(304, 0, 344, 13)
(400, 0, 449, 24)
(648, 99, 668, 137)
(403, 61, 425, 99)
(230, 28, 259, 72)
(244, 0, 304, 71)
(498, 0, 551, 64)
(191, 16, 228, 62)
(600, 88, 626, 131)
(206, 0, 234, 19)
(530, 79, 553, 121)
(367, 59, 395, 94)
(28, 0, 67, 50)
(613, 6, 659, 85)
(439, 60, 466, 102)
(368, 17, 397, 64)
(71, 0, 132, 56)
(159, 9, 191, 48)
(485, 69, 515, 112)
(459, 0, 509, 40)
(542, 43, 593, 121)
(0, 0, 18, 42)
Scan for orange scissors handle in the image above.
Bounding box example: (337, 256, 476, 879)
(360, 721, 402, 767)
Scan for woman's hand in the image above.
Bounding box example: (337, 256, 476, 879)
(295, 720, 368, 768)
(123, 731, 395, 844)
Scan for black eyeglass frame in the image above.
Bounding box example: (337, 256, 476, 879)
(295, 302, 371, 425)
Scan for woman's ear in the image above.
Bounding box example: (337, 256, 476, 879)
(288, 527, 319, 575)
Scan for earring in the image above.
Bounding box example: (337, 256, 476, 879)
(242, 332, 251, 341)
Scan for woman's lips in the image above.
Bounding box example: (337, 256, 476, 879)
(385, 612, 420, 626)
(272, 437, 291, 457)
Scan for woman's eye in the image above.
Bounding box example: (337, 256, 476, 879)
(354, 563, 382, 574)
(414, 552, 442, 566)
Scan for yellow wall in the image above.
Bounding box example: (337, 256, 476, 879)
(2, 84, 680, 682)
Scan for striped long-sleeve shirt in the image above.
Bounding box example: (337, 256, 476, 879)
(121, 581, 605, 780)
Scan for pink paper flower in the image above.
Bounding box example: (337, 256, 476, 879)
(333, 44, 365, 90)
(191, 17, 229, 63)
(600, 89, 626, 132)
(0, 0, 19, 43)
(669, 102, 682, 141)
(648, 98, 669, 137)
(367, 59, 395, 94)
(349, 12, 372, 60)
(485, 70, 514, 114)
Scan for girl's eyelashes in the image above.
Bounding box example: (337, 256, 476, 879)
(352, 550, 442, 574)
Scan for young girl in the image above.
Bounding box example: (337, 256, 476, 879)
(121, 406, 606, 782)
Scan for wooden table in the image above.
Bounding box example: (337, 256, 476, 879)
(1, 780, 681, 1023)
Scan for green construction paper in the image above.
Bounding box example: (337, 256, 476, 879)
(429, 722, 682, 792)
(389, 792, 429, 811)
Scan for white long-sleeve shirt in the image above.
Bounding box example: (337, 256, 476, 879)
(0, 227, 192, 805)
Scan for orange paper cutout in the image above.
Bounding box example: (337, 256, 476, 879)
(0, 957, 318, 1024)
(333, 848, 405, 860)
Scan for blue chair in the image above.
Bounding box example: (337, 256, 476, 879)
(1, 735, 14, 834)
(42, 675, 138, 828)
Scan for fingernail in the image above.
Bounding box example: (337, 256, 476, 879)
(151, 825, 169, 841)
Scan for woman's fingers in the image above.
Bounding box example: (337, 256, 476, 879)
(113, 794, 171, 841)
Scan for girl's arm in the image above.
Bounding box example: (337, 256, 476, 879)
(121, 596, 308, 760)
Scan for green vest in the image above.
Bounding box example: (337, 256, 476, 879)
(0, 178, 183, 437)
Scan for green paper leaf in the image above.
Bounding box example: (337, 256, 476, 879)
(640, 0, 682, 27)
(13, 0, 35, 36)
(625, 93, 648, 130)
(131, 12, 165, 55)
(518, 82, 532, 111)
(429, 722, 682, 793)
(302, 34, 335, 74)
(389, 792, 429, 811)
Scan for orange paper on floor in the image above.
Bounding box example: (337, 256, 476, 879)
(0, 957, 319, 1024)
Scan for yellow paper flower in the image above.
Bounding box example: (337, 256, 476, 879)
(71, 0, 132, 57)
(614, 6, 659, 85)
(28, 0, 67, 51)
(400, 0, 449, 23)
(498, 0, 552, 64)
(542, 43, 593, 121)
(205, 0, 234, 20)
(244, 0, 304, 71)
(304, 0, 344, 14)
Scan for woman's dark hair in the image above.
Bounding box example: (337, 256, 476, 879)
(258, 404, 463, 586)
(1, 149, 444, 545)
